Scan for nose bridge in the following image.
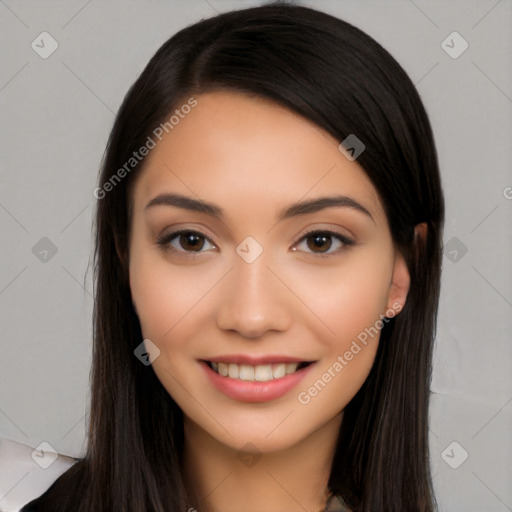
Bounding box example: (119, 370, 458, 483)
(215, 246, 292, 338)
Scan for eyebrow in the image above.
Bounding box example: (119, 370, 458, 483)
(145, 192, 374, 222)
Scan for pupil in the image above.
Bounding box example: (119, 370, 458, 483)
(308, 233, 331, 252)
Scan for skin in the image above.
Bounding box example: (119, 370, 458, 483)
(128, 90, 411, 512)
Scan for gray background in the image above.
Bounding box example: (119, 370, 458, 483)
(1, 1, 511, 511)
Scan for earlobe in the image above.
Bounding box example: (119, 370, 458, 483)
(385, 223, 428, 315)
(114, 235, 126, 267)
(114, 234, 137, 316)
(114, 235, 132, 287)
(386, 251, 410, 316)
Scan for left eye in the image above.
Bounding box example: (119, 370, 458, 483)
(293, 230, 354, 255)
(157, 230, 216, 253)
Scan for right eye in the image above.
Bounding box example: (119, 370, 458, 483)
(156, 230, 217, 255)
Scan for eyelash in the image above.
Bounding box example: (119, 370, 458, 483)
(156, 228, 355, 259)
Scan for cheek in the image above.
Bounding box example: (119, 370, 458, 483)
(287, 251, 392, 404)
(129, 249, 225, 345)
(129, 256, 213, 401)
(283, 249, 393, 343)
(130, 258, 178, 339)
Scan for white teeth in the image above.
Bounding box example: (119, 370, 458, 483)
(228, 363, 239, 379)
(239, 364, 254, 381)
(285, 363, 299, 375)
(255, 364, 273, 381)
(218, 362, 229, 376)
(210, 361, 306, 382)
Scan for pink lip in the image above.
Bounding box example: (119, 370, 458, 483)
(200, 360, 316, 403)
(205, 354, 311, 365)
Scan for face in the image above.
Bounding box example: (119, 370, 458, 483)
(128, 90, 410, 453)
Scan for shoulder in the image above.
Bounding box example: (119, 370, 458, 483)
(0, 437, 76, 512)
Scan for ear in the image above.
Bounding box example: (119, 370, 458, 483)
(385, 223, 427, 315)
(385, 250, 410, 316)
(114, 234, 127, 268)
(114, 234, 138, 315)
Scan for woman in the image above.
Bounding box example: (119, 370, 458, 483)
(22, 2, 444, 511)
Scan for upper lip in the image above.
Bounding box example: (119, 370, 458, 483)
(202, 354, 315, 365)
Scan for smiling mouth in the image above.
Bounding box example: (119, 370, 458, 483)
(203, 360, 314, 382)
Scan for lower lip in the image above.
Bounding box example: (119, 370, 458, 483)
(200, 361, 316, 403)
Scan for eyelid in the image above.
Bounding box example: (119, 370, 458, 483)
(155, 228, 217, 257)
(291, 228, 355, 257)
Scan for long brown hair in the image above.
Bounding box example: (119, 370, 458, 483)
(22, 3, 444, 511)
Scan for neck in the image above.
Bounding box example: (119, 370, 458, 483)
(182, 412, 342, 512)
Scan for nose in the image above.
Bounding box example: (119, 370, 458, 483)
(215, 253, 293, 339)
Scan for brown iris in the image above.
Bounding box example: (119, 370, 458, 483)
(179, 232, 205, 251)
(306, 232, 332, 253)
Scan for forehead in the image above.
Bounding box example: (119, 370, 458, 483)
(132, 90, 384, 223)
